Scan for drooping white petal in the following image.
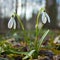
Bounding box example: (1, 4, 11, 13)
(43, 16, 47, 24)
(8, 17, 14, 29)
(45, 12, 50, 23)
(42, 12, 47, 24)
(13, 19, 16, 29)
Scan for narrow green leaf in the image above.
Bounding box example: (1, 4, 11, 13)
(28, 50, 35, 56)
(38, 30, 49, 50)
(8, 49, 28, 55)
(23, 50, 35, 60)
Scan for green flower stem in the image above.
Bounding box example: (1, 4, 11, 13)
(15, 13, 28, 44)
(15, 13, 24, 30)
(35, 8, 45, 52)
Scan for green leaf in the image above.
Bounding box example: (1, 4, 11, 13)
(7, 49, 28, 55)
(0, 47, 3, 53)
(23, 50, 35, 60)
(38, 30, 49, 50)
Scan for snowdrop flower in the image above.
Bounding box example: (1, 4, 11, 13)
(41, 12, 50, 24)
(8, 17, 16, 29)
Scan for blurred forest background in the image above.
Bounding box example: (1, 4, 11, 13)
(0, 0, 60, 34)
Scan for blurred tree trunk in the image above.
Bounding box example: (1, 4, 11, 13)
(46, 0, 57, 29)
(15, 0, 18, 29)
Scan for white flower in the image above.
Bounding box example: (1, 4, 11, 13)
(8, 17, 16, 29)
(41, 12, 50, 24)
